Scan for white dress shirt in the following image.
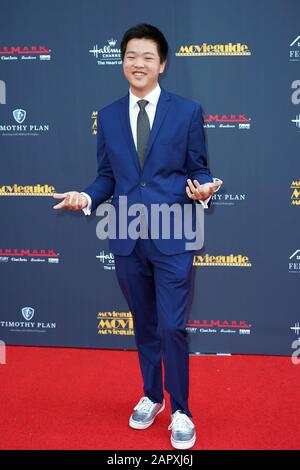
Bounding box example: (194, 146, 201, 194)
(82, 83, 210, 214)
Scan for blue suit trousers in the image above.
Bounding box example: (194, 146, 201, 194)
(115, 237, 195, 418)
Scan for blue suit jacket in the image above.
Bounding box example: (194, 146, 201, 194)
(83, 88, 213, 255)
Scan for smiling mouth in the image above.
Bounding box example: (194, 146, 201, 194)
(133, 72, 146, 77)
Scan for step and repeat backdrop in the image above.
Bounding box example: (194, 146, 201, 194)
(0, 0, 299, 355)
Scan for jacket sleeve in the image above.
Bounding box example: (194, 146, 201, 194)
(187, 104, 213, 185)
(82, 113, 115, 213)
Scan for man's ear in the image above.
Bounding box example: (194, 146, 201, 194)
(159, 60, 167, 74)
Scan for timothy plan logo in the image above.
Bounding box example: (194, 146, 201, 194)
(0, 80, 6, 104)
(0, 307, 56, 333)
(0, 109, 50, 136)
(13, 109, 26, 123)
(21, 307, 34, 321)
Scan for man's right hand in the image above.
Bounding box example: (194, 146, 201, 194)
(53, 192, 88, 211)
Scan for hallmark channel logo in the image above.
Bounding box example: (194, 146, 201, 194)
(97, 311, 134, 336)
(291, 181, 300, 206)
(0, 109, 50, 136)
(193, 253, 252, 267)
(289, 250, 300, 274)
(96, 250, 115, 270)
(0, 184, 55, 197)
(0, 45, 51, 61)
(186, 319, 252, 335)
(0, 249, 60, 264)
(91, 111, 98, 135)
(0, 307, 56, 333)
(0, 80, 6, 104)
(204, 113, 251, 130)
(89, 38, 122, 65)
(176, 42, 251, 57)
(290, 36, 300, 61)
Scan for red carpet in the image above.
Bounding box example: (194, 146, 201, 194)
(0, 346, 299, 450)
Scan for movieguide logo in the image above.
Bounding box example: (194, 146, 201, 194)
(291, 181, 300, 206)
(97, 311, 134, 336)
(176, 42, 251, 56)
(193, 253, 252, 267)
(0, 184, 55, 196)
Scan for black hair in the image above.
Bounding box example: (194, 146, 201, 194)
(120, 23, 168, 64)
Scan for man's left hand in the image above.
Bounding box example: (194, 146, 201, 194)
(186, 179, 222, 201)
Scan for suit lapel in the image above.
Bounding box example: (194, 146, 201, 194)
(119, 93, 141, 173)
(144, 88, 171, 162)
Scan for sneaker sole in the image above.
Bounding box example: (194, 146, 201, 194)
(129, 401, 165, 430)
(171, 432, 196, 450)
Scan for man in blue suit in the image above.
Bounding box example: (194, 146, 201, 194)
(53, 24, 221, 449)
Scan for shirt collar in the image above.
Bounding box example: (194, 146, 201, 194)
(129, 83, 161, 108)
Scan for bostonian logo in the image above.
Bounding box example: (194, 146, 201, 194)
(0, 80, 6, 104)
(0, 248, 60, 263)
(0, 45, 51, 61)
(186, 319, 252, 335)
(204, 114, 251, 130)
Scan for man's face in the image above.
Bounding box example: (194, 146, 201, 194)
(123, 38, 166, 97)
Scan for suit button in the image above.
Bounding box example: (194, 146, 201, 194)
(140, 182, 147, 187)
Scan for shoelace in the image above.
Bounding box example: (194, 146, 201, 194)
(168, 412, 195, 431)
(134, 397, 156, 413)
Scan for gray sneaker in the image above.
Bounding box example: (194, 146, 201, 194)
(129, 396, 165, 429)
(168, 411, 196, 449)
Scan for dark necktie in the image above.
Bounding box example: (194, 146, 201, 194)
(137, 99, 150, 169)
